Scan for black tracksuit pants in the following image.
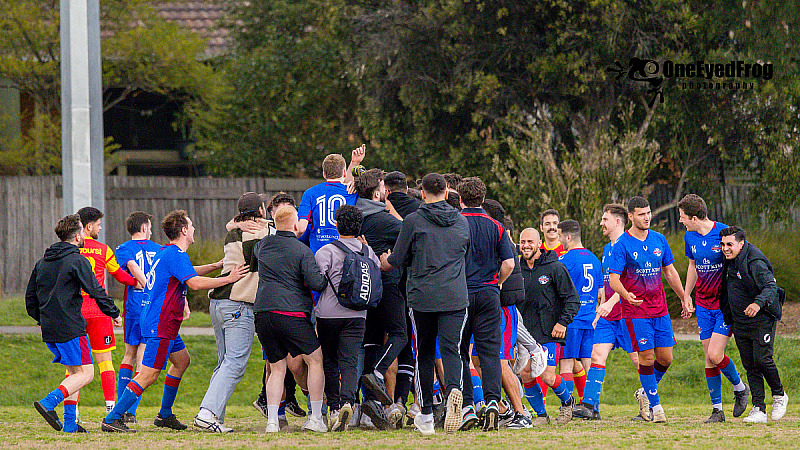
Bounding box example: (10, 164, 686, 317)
(410, 308, 468, 415)
(393, 313, 416, 404)
(364, 280, 409, 382)
(733, 319, 784, 410)
(460, 289, 502, 406)
(317, 317, 366, 409)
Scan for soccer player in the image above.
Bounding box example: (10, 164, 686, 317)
(678, 194, 749, 422)
(456, 178, 515, 432)
(113, 211, 159, 423)
(556, 220, 602, 405)
(608, 196, 691, 423)
(539, 209, 567, 256)
(517, 227, 580, 425)
(573, 204, 643, 420)
(102, 210, 247, 432)
(297, 146, 364, 253)
(27, 214, 123, 433)
(76, 206, 139, 413)
(380, 173, 471, 436)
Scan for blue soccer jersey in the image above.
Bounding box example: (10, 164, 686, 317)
(559, 247, 602, 329)
(684, 222, 727, 310)
(115, 239, 161, 319)
(608, 230, 675, 319)
(141, 245, 197, 340)
(601, 240, 623, 321)
(298, 181, 358, 253)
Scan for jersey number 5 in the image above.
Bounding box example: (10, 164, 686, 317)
(582, 264, 594, 293)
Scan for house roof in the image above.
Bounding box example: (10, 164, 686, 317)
(156, 2, 229, 57)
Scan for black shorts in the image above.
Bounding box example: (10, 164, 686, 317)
(255, 311, 320, 363)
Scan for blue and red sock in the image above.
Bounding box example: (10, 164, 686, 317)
(39, 385, 69, 411)
(717, 356, 744, 388)
(62, 400, 78, 432)
(551, 375, 573, 405)
(523, 380, 547, 416)
(654, 361, 670, 384)
(105, 380, 144, 423)
(116, 364, 134, 401)
(705, 367, 722, 407)
(158, 374, 181, 418)
(582, 364, 605, 408)
(638, 364, 660, 407)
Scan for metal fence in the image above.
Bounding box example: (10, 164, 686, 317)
(0, 176, 320, 295)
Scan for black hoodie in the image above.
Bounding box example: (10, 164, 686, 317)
(25, 241, 120, 343)
(518, 249, 580, 345)
(387, 191, 422, 219)
(719, 241, 779, 327)
(387, 200, 470, 312)
(357, 197, 403, 284)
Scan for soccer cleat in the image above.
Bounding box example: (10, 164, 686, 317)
(350, 403, 363, 428)
(69, 424, 88, 433)
(651, 409, 667, 423)
(363, 399, 392, 430)
(101, 419, 136, 433)
(572, 402, 594, 420)
(386, 402, 404, 429)
(743, 406, 768, 423)
(414, 413, 435, 436)
(733, 384, 750, 418)
(279, 415, 288, 430)
(498, 399, 514, 427)
(532, 414, 550, 426)
(154, 414, 188, 430)
(703, 408, 725, 423)
(122, 412, 137, 424)
(285, 398, 307, 418)
(194, 414, 233, 433)
(252, 398, 268, 418)
(333, 403, 352, 431)
(482, 400, 499, 431)
(265, 422, 280, 433)
(556, 397, 575, 424)
(33, 401, 63, 431)
(772, 393, 789, 421)
(406, 403, 420, 426)
(302, 415, 328, 433)
(591, 410, 602, 421)
(512, 344, 530, 375)
(634, 388, 650, 420)
(362, 373, 393, 406)
(444, 389, 463, 433)
(506, 412, 533, 429)
(359, 406, 375, 428)
(433, 402, 446, 429)
(459, 405, 479, 431)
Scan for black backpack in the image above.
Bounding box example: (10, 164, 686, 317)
(324, 240, 383, 310)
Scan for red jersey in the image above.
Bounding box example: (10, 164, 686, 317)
(80, 237, 136, 319)
(541, 240, 567, 256)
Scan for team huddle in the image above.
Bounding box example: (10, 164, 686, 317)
(26, 146, 788, 435)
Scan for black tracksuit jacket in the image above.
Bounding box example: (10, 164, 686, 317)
(518, 250, 580, 345)
(25, 241, 120, 343)
(720, 241, 779, 328)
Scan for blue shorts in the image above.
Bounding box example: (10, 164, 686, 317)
(47, 335, 93, 366)
(696, 306, 732, 341)
(623, 316, 675, 352)
(124, 315, 142, 346)
(141, 335, 186, 370)
(542, 342, 562, 367)
(593, 317, 632, 353)
(563, 327, 594, 359)
(500, 305, 518, 360)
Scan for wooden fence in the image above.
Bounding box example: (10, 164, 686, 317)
(0, 176, 320, 294)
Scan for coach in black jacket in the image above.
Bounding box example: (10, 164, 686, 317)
(355, 170, 408, 412)
(384, 171, 422, 219)
(719, 226, 786, 422)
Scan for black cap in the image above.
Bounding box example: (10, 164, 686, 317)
(237, 192, 267, 213)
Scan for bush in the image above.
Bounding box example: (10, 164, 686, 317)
(664, 230, 800, 316)
(186, 236, 224, 313)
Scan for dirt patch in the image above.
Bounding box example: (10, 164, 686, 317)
(672, 301, 800, 336)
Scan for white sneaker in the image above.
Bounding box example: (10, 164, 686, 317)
(194, 414, 233, 433)
(414, 413, 435, 436)
(332, 403, 352, 432)
(265, 422, 280, 433)
(349, 404, 361, 428)
(302, 415, 328, 433)
(360, 407, 375, 428)
(530, 344, 548, 378)
(743, 406, 768, 423)
(772, 393, 789, 421)
(328, 410, 339, 432)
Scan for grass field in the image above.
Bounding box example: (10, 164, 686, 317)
(2, 334, 799, 448)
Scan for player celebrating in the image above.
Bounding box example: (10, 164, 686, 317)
(608, 196, 691, 423)
(113, 212, 158, 423)
(573, 204, 642, 420)
(102, 210, 247, 432)
(678, 194, 749, 422)
(556, 220, 602, 405)
(75, 207, 139, 413)
(27, 214, 123, 433)
(539, 209, 567, 256)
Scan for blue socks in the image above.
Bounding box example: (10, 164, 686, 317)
(472, 371, 484, 405)
(159, 374, 181, 418)
(524, 380, 547, 416)
(638, 364, 660, 407)
(654, 361, 670, 384)
(551, 375, 573, 405)
(63, 401, 78, 432)
(706, 367, 723, 407)
(718, 356, 743, 386)
(117, 364, 134, 401)
(106, 381, 144, 423)
(582, 364, 606, 408)
(39, 386, 67, 411)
